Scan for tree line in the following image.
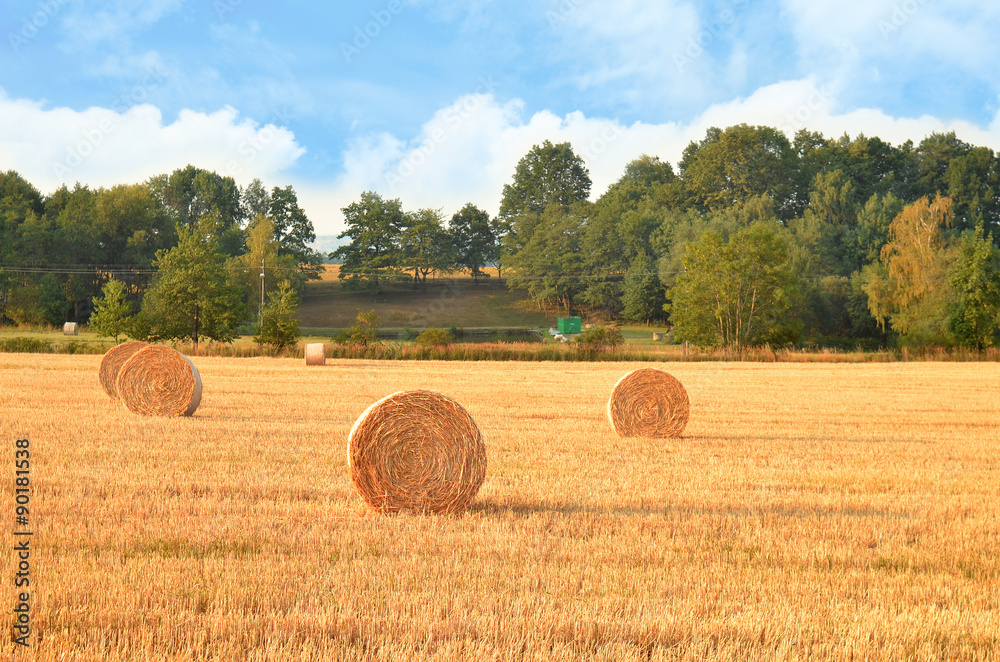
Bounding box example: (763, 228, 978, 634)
(0, 165, 321, 349)
(3, 124, 1000, 351)
(333, 193, 500, 289)
(334, 127, 1000, 349)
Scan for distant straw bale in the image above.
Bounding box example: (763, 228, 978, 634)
(115, 346, 202, 417)
(607, 367, 689, 438)
(348, 389, 487, 515)
(98, 341, 149, 398)
(305, 343, 326, 366)
(63, 322, 78, 336)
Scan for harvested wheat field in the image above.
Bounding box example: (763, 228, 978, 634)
(1, 354, 998, 661)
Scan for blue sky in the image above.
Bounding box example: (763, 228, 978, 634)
(2, 0, 1000, 236)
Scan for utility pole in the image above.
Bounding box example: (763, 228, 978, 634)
(260, 256, 266, 322)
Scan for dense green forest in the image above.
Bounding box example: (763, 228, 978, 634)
(335, 125, 1000, 349)
(3, 124, 1000, 350)
(0, 165, 322, 348)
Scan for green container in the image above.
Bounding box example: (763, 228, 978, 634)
(557, 316, 582, 334)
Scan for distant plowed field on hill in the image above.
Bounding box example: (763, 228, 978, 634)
(299, 266, 553, 330)
(2, 356, 998, 661)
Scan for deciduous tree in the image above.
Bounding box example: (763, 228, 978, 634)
(147, 165, 245, 256)
(450, 203, 496, 283)
(333, 192, 408, 292)
(38, 273, 69, 327)
(621, 254, 666, 323)
(679, 125, 798, 219)
(668, 222, 800, 349)
(505, 203, 588, 313)
(862, 195, 957, 345)
(946, 224, 1000, 349)
(269, 185, 323, 279)
(401, 208, 455, 284)
(498, 140, 591, 224)
(134, 220, 246, 352)
(227, 214, 301, 320)
(334, 309, 382, 347)
(90, 277, 134, 343)
(253, 279, 301, 350)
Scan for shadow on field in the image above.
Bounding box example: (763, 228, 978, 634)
(469, 499, 912, 521)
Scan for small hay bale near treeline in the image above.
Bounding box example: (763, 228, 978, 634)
(305, 343, 326, 366)
(113, 345, 203, 417)
(348, 389, 487, 516)
(98, 341, 149, 398)
(63, 322, 78, 336)
(607, 367, 690, 438)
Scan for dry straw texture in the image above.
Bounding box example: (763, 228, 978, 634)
(607, 367, 690, 438)
(115, 345, 203, 417)
(349, 389, 487, 515)
(98, 340, 149, 398)
(63, 322, 78, 335)
(305, 343, 326, 366)
(2, 357, 999, 660)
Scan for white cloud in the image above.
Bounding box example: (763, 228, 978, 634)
(779, 0, 892, 53)
(305, 79, 1000, 236)
(0, 89, 304, 193)
(58, 0, 187, 50)
(780, 0, 1000, 79)
(307, 92, 681, 235)
(6, 80, 1000, 240)
(553, 0, 702, 95)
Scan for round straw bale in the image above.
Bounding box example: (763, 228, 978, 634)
(305, 343, 326, 366)
(607, 367, 689, 438)
(63, 322, 78, 336)
(98, 340, 149, 398)
(115, 346, 202, 417)
(348, 389, 487, 515)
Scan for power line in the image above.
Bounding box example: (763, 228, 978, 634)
(0, 264, 307, 275)
(1, 264, 851, 283)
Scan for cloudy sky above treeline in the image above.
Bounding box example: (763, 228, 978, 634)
(2, 0, 999, 235)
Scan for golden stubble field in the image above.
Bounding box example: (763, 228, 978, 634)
(1, 354, 998, 661)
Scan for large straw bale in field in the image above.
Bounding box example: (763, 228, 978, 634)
(98, 341, 149, 398)
(607, 367, 689, 438)
(115, 345, 202, 417)
(348, 389, 487, 515)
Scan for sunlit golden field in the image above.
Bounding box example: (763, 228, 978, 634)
(1, 354, 998, 661)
